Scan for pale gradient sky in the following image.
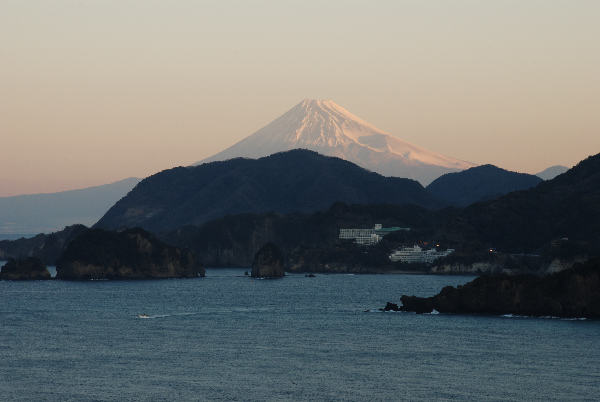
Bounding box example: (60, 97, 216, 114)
(1, 1, 599, 197)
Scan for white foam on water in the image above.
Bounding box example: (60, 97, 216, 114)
(137, 312, 200, 319)
(500, 314, 588, 321)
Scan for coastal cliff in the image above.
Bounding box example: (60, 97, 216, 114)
(56, 228, 204, 280)
(397, 258, 600, 319)
(430, 258, 583, 276)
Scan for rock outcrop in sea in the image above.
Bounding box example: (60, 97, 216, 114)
(251, 242, 285, 278)
(56, 228, 204, 280)
(395, 258, 600, 319)
(0, 257, 51, 280)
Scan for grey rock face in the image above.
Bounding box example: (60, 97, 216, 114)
(251, 242, 285, 278)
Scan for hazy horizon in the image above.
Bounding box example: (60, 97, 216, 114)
(2, 1, 599, 197)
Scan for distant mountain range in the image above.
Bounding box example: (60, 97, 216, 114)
(0, 178, 140, 235)
(3, 151, 599, 272)
(164, 152, 600, 268)
(536, 165, 569, 180)
(427, 165, 543, 207)
(193, 99, 476, 185)
(94, 149, 446, 233)
(0, 98, 570, 237)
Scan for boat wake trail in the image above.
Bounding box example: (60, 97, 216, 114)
(137, 312, 197, 319)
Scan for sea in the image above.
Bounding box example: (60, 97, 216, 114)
(1, 266, 598, 401)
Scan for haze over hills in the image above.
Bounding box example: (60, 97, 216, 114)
(193, 99, 477, 185)
(0, 178, 140, 236)
(95, 149, 446, 233)
(536, 165, 570, 180)
(427, 165, 543, 207)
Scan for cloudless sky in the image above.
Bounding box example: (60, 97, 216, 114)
(1, 0, 599, 196)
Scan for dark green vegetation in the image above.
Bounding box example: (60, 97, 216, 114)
(2, 151, 599, 275)
(159, 152, 600, 272)
(56, 228, 204, 280)
(397, 258, 600, 319)
(159, 202, 454, 272)
(439, 153, 600, 256)
(426, 164, 543, 207)
(0, 256, 50, 280)
(94, 149, 446, 233)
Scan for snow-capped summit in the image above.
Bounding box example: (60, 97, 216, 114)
(194, 99, 476, 185)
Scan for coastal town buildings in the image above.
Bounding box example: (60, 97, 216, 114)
(389, 245, 454, 264)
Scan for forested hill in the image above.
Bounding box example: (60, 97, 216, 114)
(94, 150, 446, 233)
(426, 164, 542, 207)
(438, 152, 600, 254)
(159, 202, 454, 269)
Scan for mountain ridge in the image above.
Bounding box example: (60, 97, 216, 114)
(95, 149, 446, 233)
(427, 165, 543, 207)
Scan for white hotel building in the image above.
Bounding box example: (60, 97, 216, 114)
(339, 224, 408, 245)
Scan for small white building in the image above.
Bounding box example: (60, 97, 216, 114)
(389, 245, 454, 263)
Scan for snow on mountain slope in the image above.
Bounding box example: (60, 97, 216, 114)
(194, 99, 476, 185)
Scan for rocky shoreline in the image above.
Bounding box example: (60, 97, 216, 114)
(386, 258, 600, 319)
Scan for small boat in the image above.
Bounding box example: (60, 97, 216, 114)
(138, 314, 150, 318)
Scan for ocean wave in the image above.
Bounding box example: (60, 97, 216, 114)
(500, 314, 587, 321)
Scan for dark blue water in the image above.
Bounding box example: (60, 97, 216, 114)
(1, 268, 599, 401)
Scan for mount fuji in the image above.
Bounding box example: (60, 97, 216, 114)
(193, 99, 476, 185)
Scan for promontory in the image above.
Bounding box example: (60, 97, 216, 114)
(395, 258, 600, 319)
(56, 228, 204, 280)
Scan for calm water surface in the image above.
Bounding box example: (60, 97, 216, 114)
(1, 267, 598, 401)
